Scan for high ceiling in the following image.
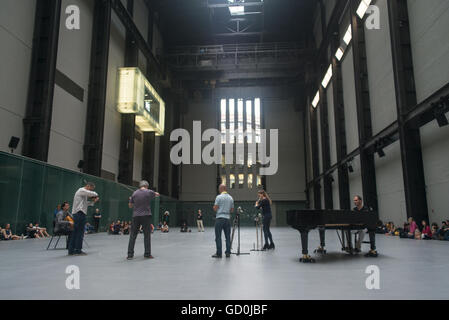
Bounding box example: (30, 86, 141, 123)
(150, 0, 317, 47)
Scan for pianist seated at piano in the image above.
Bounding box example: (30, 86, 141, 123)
(353, 195, 369, 254)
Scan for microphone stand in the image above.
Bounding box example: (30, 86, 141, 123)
(231, 208, 250, 256)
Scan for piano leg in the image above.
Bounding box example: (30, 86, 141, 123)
(314, 227, 327, 254)
(298, 228, 315, 263)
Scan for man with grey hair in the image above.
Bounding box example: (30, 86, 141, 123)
(212, 184, 234, 258)
(69, 182, 99, 255)
(127, 180, 160, 260)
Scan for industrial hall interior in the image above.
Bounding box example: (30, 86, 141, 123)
(0, 0, 448, 300)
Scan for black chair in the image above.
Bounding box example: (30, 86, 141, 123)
(46, 230, 71, 250)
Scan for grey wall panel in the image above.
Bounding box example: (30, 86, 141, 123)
(375, 141, 407, 226)
(102, 12, 126, 179)
(326, 82, 337, 166)
(180, 87, 306, 202)
(48, 86, 87, 170)
(341, 48, 359, 153)
(133, 0, 148, 39)
(266, 100, 305, 201)
(0, 0, 36, 154)
(306, 106, 313, 185)
(180, 101, 218, 202)
(48, 0, 94, 171)
(408, 0, 449, 103)
(420, 121, 449, 224)
(364, 0, 397, 135)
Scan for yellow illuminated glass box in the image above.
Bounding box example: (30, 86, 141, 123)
(117, 67, 165, 136)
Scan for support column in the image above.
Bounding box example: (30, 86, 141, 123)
(319, 84, 333, 209)
(331, 34, 351, 209)
(83, 0, 112, 176)
(118, 0, 138, 185)
(158, 89, 172, 195)
(310, 104, 322, 210)
(142, 132, 156, 188)
(350, 0, 378, 210)
(388, 0, 429, 222)
(22, 0, 62, 161)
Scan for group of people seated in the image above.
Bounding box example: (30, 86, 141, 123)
(377, 217, 449, 241)
(156, 221, 169, 233)
(0, 222, 51, 240)
(109, 220, 156, 235)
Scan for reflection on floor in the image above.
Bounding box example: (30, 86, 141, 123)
(1, 227, 448, 300)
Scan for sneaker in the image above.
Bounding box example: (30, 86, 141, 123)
(75, 251, 87, 256)
(225, 253, 231, 258)
(365, 250, 378, 258)
(268, 243, 275, 250)
(144, 255, 154, 259)
(211, 254, 222, 258)
(263, 243, 269, 250)
(127, 256, 134, 260)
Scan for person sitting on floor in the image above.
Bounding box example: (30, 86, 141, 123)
(1, 224, 22, 240)
(35, 223, 50, 238)
(108, 222, 114, 234)
(180, 221, 191, 233)
(26, 223, 40, 239)
(441, 220, 449, 240)
(113, 220, 121, 235)
(156, 221, 162, 231)
(123, 222, 130, 235)
(84, 222, 94, 234)
(431, 223, 440, 240)
(161, 221, 169, 233)
(421, 220, 432, 240)
(406, 217, 418, 239)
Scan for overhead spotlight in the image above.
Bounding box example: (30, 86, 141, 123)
(433, 101, 449, 127)
(347, 162, 354, 173)
(8, 136, 20, 154)
(435, 113, 448, 127)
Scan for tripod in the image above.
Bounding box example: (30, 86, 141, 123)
(250, 213, 264, 252)
(230, 207, 250, 256)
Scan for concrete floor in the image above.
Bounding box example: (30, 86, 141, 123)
(1, 227, 448, 300)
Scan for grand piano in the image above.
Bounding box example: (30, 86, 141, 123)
(287, 209, 379, 263)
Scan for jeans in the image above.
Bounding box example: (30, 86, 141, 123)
(93, 218, 100, 233)
(215, 218, 231, 256)
(68, 212, 86, 254)
(127, 215, 152, 257)
(262, 216, 274, 245)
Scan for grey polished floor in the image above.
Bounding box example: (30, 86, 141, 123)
(1, 227, 448, 300)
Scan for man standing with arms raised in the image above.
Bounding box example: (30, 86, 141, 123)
(127, 180, 160, 260)
(69, 182, 99, 255)
(212, 184, 234, 258)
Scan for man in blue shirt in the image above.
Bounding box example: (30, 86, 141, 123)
(212, 184, 234, 258)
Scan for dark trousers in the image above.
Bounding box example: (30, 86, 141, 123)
(263, 216, 274, 245)
(68, 212, 86, 254)
(94, 218, 100, 233)
(215, 218, 231, 256)
(127, 215, 152, 257)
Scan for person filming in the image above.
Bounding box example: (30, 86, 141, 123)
(255, 190, 275, 250)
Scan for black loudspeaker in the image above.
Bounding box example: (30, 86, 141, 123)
(8, 136, 20, 151)
(77, 160, 85, 169)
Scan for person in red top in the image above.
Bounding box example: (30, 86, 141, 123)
(421, 220, 432, 240)
(407, 217, 418, 239)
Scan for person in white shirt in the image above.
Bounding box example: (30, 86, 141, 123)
(68, 182, 99, 255)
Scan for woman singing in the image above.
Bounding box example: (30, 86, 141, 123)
(255, 190, 275, 250)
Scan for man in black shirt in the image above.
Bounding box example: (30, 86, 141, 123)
(353, 195, 378, 257)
